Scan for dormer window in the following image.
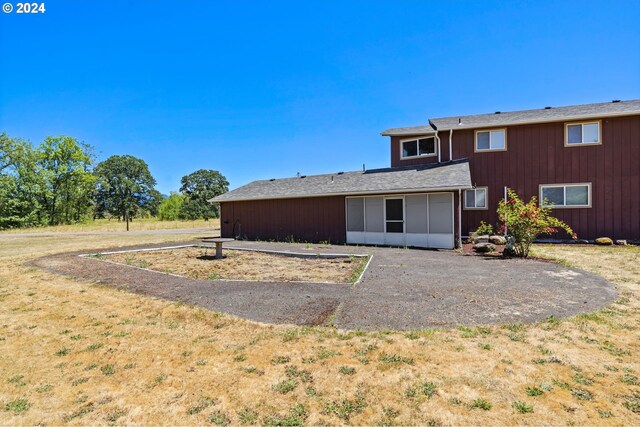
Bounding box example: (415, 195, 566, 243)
(565, 121, 601, 146)
(475, 129, 506, 152)
(400, 136, 436, 159)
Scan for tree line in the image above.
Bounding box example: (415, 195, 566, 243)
(0, 132, 228, 230)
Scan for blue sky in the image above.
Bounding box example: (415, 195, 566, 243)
(1, 0, 639, 194)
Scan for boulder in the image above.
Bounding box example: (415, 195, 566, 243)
(615, 240, 627, 246)
(575, 239, 590, 245)
(473, 235, 490, 244)
(489, 235, 506, 245)
(473, 243, 496, 253)
(595, 237, 613, 246)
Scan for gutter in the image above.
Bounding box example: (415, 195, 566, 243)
(210, 185, 474, 203)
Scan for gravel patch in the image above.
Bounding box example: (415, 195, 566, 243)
(29, 240, 618, 330)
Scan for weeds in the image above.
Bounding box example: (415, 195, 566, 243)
(101, 364, 115, 376)
(470, 399, 492, 411)
(186, 397, 216, 415)
(237, 408, 258, 425)
(272, 378, 297, 394)
(3, 399, 30, 414)
(513, 401, 534, 414)
(339, 366, 356, 375)
(323, 392, 367, 421)
(209, 410, 230, 426)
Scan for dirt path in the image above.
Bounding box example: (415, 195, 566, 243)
(0, 227, 215, 238)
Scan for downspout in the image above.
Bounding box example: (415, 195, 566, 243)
(503, 186, 508, 236)
(458, 189, 463, 248)
(449, 129, 453, 162)
(429, 119, 442, 163)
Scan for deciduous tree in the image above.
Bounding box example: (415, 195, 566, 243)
(179, 169, 228, 220)
(94, 155, 158, 231)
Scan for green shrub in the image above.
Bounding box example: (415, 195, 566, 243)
(472, 221, 494, 236)
(497, 188, 576, 257)
(158, 193, 185, 221)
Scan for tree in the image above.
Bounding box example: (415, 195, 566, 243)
(158, 193, 185, 221)
(179, 169, 229, 220)
(497, 188, 576, 258)
(36, 136, 96, 225)
(94, 155, 158, 231)
(0, 133, 42, 229)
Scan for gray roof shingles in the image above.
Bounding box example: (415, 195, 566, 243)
(211, 160, 472, 202)
(382, 99, 640, 135)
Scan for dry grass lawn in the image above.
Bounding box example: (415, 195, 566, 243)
(0, 236, 639, 425)
(101, 247, 368, 284)
(0, 218, 218, 234)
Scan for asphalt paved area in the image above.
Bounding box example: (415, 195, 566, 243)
(30, 240, 618, 330)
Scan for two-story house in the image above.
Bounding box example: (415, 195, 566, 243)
(212, 100, 640, 249)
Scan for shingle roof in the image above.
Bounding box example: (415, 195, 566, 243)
(210, 160, 472, 202)
(381, 99, 640, 135)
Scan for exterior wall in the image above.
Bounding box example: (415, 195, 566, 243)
(220, 191, 465, 247)
(391, 135, 441, 167)
(390, 115, 640, 240)
(219, 196, 347, 244)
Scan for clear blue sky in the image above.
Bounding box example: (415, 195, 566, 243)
(1, 0, 639, 194)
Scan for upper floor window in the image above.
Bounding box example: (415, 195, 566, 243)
(464, 187, 487, 210)
(475, 129, 506, 152)
(565, 121, 601, 146)
(540, 183, 591, 208)
(401, 137, 436, 159)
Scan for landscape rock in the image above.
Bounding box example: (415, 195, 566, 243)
(575, 239, 590, 244)
(473, 235, 490, 244)
(489, 235, 506, 245)
(473, 243, 496, 253)
(615, 240, 627, 246)
(595, 237, 613, 246)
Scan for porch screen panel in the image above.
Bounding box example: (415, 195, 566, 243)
(346, 198, 364, 232)
(405, 195, 428, 233)
(364, 197, 384, 232)
(428, 193, 453, 234)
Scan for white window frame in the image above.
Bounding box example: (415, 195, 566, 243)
(400, 136, 437, 159)
(464, 187, 488, 210)
(474, 129, 507, 152)
(539, 183, 592, 208)
(564, 120, 601, 147)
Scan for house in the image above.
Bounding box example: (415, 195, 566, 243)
(211, 100, 640, 249)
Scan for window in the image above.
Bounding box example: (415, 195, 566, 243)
(401, 137, 436, 159)
(464, 187, 488, 209)
(385, 198, 404, 233)
(475, 129, 506, 152)
(565, 121, 600, 146)
(540, 183, 591, 208)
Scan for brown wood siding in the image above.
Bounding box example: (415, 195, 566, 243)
(219, 196, 347, 243)
(449, 115, 640, 240)
(391, 136, 441, 167)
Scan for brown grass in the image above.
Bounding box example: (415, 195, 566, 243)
(1, 236, 639, 425)
(101, 247, 368, 283)
(0, 218, 219, 234)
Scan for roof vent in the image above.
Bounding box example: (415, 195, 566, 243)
(612, 99, 621, 103)
(458, 118, 462, 125)
(544, 106, 552, 109)
(494, 111, 501, 114)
